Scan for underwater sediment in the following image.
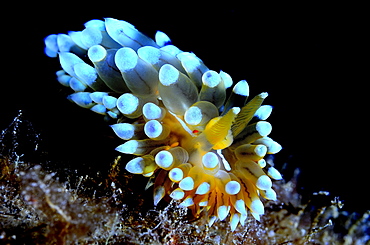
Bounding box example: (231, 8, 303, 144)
(1, 112, 369, 244)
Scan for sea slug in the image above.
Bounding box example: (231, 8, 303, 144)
(44, 18, 283, 231)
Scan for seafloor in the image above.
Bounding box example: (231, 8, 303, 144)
(1, 111, 369, 244)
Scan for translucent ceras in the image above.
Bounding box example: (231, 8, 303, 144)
(45, 18, 283, 231)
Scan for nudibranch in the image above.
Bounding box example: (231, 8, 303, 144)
(44, 18, 283, 231)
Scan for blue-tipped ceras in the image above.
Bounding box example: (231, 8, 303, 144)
(44, 17, 283, 231)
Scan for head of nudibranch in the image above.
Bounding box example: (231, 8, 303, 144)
(44, 17, 283, 231)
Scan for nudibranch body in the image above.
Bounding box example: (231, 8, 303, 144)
(45, 18, 282, 231)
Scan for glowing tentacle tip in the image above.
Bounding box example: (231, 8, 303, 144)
(87, 44, 106, 62)
(184, 106, 202, 125)
(219, 70, 233, 89)
(179, 176, 194, 191)
(56, 70, 71, 87)
(255, 105, 273, 120)
(44, 34, 58, 57)
(115, 140, 138, 154)
(202, 152, 219, 169)
(230, 213, 240, 232)
(81, 27, 102, 48)
(251, 199, 264, 215)
(239, 213, 248, 226)
(91, 104, 107, 115)
(255, 145, 268, 157)
(153, 186, 165, 206)
(202, 70, 221, 88)
(68, 92, 94, 108)
(225, 181, 241, 195)
(69, 77, 87, 92)
(116, 93, 140, 116)
(256, 121, 273, 137)
(257, 159, 267, 168)
(169, 168, 184, 182)
(199, 200, 208, 207)
(217, 205, 230, 221)
(102, 96, 117, 110)
(179, 196, 194, 207)
(90, 92, 109, 103)
(155, 31, 171, 47)
(59, 52, 84, 77)
(263, 188, 277, 201)
(268, 141, 282, 154)
(233, 80, 249, 96)
(170, 188, 185, 200)
(155, 150, 174, 170)
(57, 34, 74, 52)
(234, 199, 247, 215)
(159, 63, 181, 86)
(256, 175, 272, 190)
(110, 123, 135, 140)
(143, 102, 165, 120)
(145, 120, 163, 138)
(195, 182, 211, 195)
(125, 157, 145, 174)
(267, 166, 283, 180)
(184, 101, 219, 126)
(115, 47, 137, 72)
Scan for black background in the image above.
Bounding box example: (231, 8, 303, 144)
(1, 3, 367, 212)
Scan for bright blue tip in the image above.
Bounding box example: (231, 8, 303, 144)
(67, 92, 94, 108)
(155, 31, 172, 47)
